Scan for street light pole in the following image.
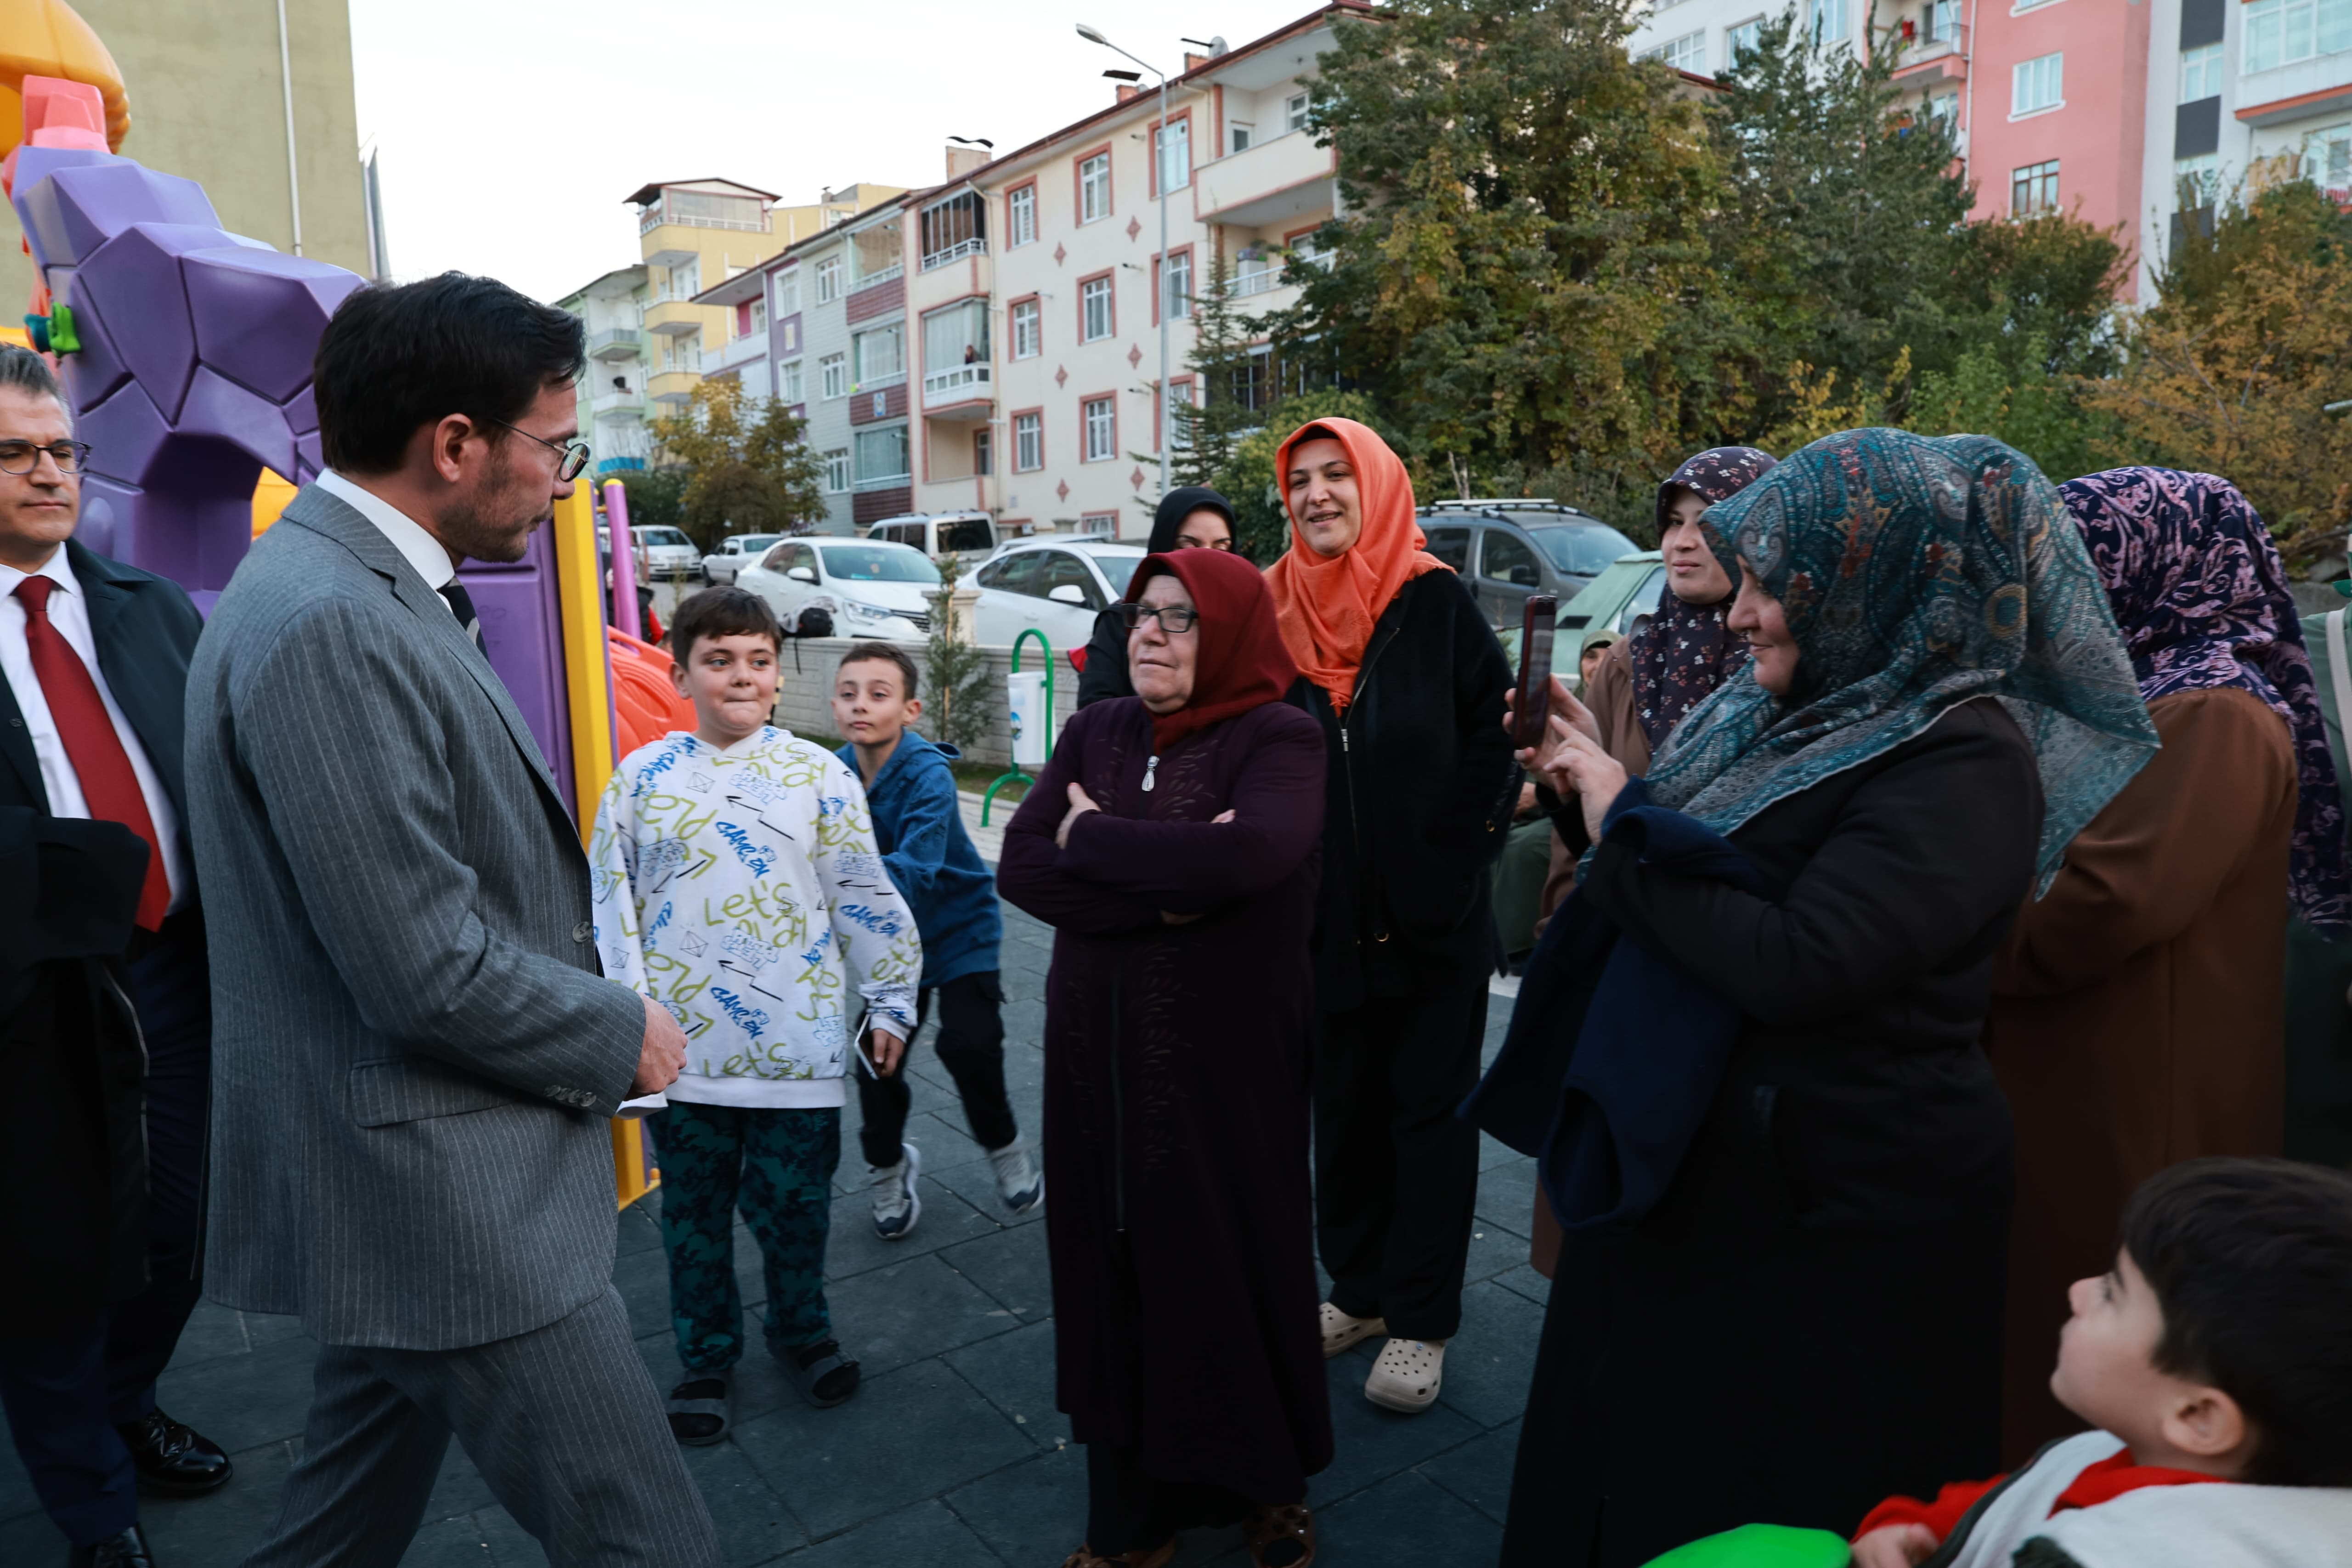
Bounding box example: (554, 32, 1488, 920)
(1077, 24, 1171, 510)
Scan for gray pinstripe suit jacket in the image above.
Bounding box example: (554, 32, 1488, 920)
(185, 487, 644, 1351)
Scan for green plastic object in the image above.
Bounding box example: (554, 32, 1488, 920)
(980, 627, 1054, 827)
(2334, 577, 2352, 599)
(47, 303, 79, 355)
(1638, 1523, 1852, 1568)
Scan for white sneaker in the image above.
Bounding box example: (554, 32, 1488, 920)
(986, 1136, 1044, 1214)
(870, 1143, 921, 1241)
(1318, 1301, 1387, 1359)
(1364, 1336, 1447, 1413)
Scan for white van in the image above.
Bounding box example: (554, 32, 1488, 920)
(863, 511, 998, 564)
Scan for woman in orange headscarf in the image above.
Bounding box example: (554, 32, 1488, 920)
(1265, 419, 1516, 1417)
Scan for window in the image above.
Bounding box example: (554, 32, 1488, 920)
(1928, 0, 1957, 42)
(1726, 17, 1764, 60)
(980, 550, 1043, 594)
(853, 323, 905, 388)
(816, 257, 842, 303)
(2306, 123, 2352, 193)
(973, 429, 993, 477)
(1230, 121, 1255, 153)
(1014, 411, 1043, 471)
(668, 258, 700, 300)
(2176, 152, 2222, 207)
(1009, 184, 1037, 247)
(820, 353, 847, 400)
(779, 359, 804, 404)
(748, 297, 767, 334)
(1165, 378, 1197, 449)
(1424, 526, 1471, 573)
(1156, 117, 1190, 192)
(1643, 30, 1707, 72)
(1481, 530, 1543, 589)
(2180, 41, 2224, 102)
(922, 300, 989, 381)
(1162, 249, 1192, 320)
(2012, 158, 2061, 215)
(2012, 52, 2063, 116)
(1079, 152, 1111, 223)
(775, 270, 800, 314)
(2245, 0, 2352, 72)
(919, 191, 986, 270)
(1077, 512, 1119, 539)
(1012, 298, 1041, 359)
(823, 448, 851, 492)
(1810, 0, 1846, 43)
(1081, 275, 1114, 342)
(1285, 92, 1310, 132)
(1082, 396, 1115, 462)
(666, 331, 700, 372)
(1040, 550, 1104, 609)
(849, 221, 902, 287)
(853, 425, 910, 488)
(1928, 91, 1960, 130)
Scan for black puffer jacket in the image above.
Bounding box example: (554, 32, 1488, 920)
(1290, 568, 1518, 1009)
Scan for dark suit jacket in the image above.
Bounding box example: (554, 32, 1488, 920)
(0, 539, 205, 1333)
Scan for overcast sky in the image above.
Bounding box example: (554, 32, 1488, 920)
(347, 0, 1324, 304)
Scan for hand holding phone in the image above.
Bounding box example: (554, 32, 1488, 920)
(1513, 595, 1559, 751)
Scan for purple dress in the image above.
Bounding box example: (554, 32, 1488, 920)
(998, 696, 1333, 1520)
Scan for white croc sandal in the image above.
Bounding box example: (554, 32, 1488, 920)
(1318, 1301, 1386, 1359)
(1364, 1336, 1446, 1413)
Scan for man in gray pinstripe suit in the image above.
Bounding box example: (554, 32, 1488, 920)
(184, 275, 716, 1567)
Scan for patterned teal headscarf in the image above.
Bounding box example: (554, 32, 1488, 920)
(1644, 429, 2158, 878)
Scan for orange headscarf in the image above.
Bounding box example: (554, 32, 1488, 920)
(1263, 417, 1449, 712)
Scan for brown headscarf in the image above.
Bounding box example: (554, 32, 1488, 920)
(1263, 418, 1447, 712)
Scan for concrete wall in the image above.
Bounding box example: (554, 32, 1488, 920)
(4, 0, 370, 304)
(768, 636, 1080, 769)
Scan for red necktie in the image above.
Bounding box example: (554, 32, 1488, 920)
(15, 575, 169, 930)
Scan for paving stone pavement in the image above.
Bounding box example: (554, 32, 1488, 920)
(0, 901, 1543, 1567)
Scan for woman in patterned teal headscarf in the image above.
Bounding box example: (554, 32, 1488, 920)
(1645, 429, 2159, 876)
(1500, 430, 2158, 1568)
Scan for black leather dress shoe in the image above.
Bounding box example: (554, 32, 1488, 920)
(115, 1409, 232, 1495)
(67, 1522, 156, 1567)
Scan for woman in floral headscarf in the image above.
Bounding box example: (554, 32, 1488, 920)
(1987, 467, 2350, 1462)
(1498, 430, 2156, 1568)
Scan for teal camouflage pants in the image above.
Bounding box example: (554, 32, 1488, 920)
(647, 1100, 838, 1373)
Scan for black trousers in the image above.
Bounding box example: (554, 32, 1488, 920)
(855, 971, 1015, 1169)
(0, 908, 209, 1545)
(1315, 983, 1487, 1342)
(1085, 1442, 1258, 1555)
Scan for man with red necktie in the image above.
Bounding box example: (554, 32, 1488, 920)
(0, 346, 230, 1568)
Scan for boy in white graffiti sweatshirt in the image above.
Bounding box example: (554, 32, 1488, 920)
(590, 588, 918, 1436)
(1850, 1158, 2352, 1568)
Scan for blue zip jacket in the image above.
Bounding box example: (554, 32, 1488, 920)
(837, 729, 1001, 987)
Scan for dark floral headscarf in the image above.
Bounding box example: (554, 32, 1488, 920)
(2059, 468, 2351, 931)
(1645, 430, 2157, 883)
(1630, 447, 1778, 747)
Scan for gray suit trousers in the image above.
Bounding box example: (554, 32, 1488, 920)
(243, 1286, 717, 1568)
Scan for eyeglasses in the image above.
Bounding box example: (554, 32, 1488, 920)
(0, 439, 92, 476)
(484, 417, 591, 481)
(1120, 602, 1199, 634)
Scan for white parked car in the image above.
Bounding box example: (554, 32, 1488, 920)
(737, 537, 939, 640)
(600, 525, 699, 582)
(701, 533, 783, 586)
(971, 539, 1147, 654)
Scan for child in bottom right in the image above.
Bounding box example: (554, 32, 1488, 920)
(1851, 1157, 2352, 1568)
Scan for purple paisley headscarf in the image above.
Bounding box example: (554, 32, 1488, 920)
(1629, 446, 1777, 748)
(2059, 467, 2350, 932)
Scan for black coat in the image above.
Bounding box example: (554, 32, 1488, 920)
(0, 540, 204, 1334)
(1289, 569, 1517, 1009)
(1502, 698, 2044, 1567)
(1074, 487, 1239, 711)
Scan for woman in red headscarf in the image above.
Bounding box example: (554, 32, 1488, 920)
(1264, 419, 1515, 1416)
(1000, 549, 1333, 1568)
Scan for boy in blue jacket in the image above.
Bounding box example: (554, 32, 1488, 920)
(833, 642, 1040, 1239)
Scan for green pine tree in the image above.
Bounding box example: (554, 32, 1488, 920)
(923, 553, 996, 753)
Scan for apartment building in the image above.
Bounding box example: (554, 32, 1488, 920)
(555, 265, 652, 477)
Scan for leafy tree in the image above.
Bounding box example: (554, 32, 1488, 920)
(610, 466, 686, 535)
(923, 552, 996, 752)
(1171, 249, 1260, 489)
(647, 379, 827, 551)
(2082, 181, 2352, 573)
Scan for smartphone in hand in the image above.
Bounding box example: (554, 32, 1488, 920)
(1513, 594, 1559, 750)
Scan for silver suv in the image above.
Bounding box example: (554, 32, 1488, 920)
(1416, 500, 1640, 630)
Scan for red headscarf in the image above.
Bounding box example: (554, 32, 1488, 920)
(1128, 547, 1299, 752)
(1263, 417, 1448, 712)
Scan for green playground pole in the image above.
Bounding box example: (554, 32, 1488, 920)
(981, 628, 1055, 826)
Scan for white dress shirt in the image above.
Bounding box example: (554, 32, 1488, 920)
(316, 469, 463, 611)
(0, 547, 190, 911)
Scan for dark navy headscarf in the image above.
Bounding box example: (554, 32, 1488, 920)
(1630, 447, 1777, 747)
(2060, 467, 2351, 932)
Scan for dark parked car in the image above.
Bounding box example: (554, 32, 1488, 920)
(1416, 500, 1641, 629)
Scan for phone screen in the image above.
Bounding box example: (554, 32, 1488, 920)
(1515, 595, 1558, 750)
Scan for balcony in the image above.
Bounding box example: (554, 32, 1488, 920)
(589, 327, 643, 361)
(643, 299, 705, 338)
(647, 368, 701, 407)
(1891, 28, 1968, 86)
(592, 386, 645, 419)
(923, 362, 993, 417)
(1194, 129, 1337, 229)
(640, 208, 769, 238)
(921, 237, 987, 272)
(705, 327, 769, 376)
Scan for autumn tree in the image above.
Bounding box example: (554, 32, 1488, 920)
(647, 378, 827, 551)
